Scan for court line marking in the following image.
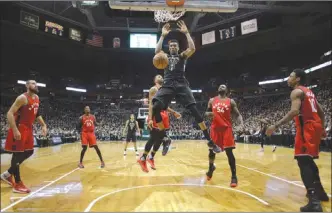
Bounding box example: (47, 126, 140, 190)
(237, 164, 332, 198)
(0, 168, 79, 212)
(84, 183, 269, 212)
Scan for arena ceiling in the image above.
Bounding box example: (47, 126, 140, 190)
(16, 1, 331, 32)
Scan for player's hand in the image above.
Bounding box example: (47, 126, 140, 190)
(42, 126, 48, 136)
(148, 120, 154, 130)
(162, 23, 171, 37)
(174, 112, 182, 119)
(13, 128, 21, 141)
(266, 125, 276, 136)
(177, 20, 188, 34)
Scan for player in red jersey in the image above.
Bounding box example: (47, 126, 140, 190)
(266, 69, 328, 212)
(0, 80, 47, 194)
(77, 106, 105, 169)
(205, 84, 244, 187)
(137, 75, 181, 172)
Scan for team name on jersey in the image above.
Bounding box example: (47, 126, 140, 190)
(84, 119, 94, 126)
(168, 56, 180, 71)
(213, 102, 229, 113)
(306, 91, 315, 98)
(28, 103, 39, 115)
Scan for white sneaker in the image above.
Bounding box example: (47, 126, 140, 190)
(272, 146, 277, 152)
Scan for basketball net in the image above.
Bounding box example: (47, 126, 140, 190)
(154, 10, 185, 23)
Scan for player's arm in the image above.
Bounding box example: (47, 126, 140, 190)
(266, 89, 302, 136)
(231, 99, 244, 127)
(76, 116, 83, 132)
(205, 98, 214, 117)
(136, 121, 140, 134)
(36, 114, 47, 136)
(7, 95, 27, 132)
(93, 115, 98, 126)
(178, 21, 195, 59)
(167, 107, 181, 119)
(155, 23, 171, 54)
(122, 120, 129, 136)
(316, 102, 325, 130)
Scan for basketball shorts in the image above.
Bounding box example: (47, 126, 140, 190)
(152, 79, 196, 109)
(294, 121, 323, 159)
(126, 133, 137, 142)
(81, 131, 97, 147)
(148, 110, 170, 129)
(210, 127, 235, 151)
(5, 124, 34, 152)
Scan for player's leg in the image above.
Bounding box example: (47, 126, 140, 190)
(162, 135, 172, 156)
(79, 132, 89, 168)
(176, 87, 221, 153)
(310, 160, 329, 201)
(124, 135, 130, 156)
(206, 128, 218, 180)
(225, 148, 237, 187)
(147, 130, 165, 170)
(152, 87, 174, 130)
(132, 134, 139, 156)
(89, 133, 104, 168)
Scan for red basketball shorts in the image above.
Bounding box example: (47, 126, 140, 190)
(210, 127, 235, 151)
(5, 124, 34, 152)
(81, 131, 97, 147)
(294, 121, 323, 159)
(149, 110, 170, 129)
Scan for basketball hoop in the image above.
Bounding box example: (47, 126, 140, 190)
(154, 10, 185, 23)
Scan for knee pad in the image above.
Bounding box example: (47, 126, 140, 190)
(187, 104, 203, 123)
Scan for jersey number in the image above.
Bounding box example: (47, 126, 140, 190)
(86, 122, 92, 127)
(216, 106, 225, 113)
(309, 98, 317, 112)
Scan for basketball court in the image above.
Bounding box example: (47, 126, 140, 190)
(1, 141, 331, 212)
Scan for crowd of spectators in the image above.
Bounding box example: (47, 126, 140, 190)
(0, 85, 331, 143)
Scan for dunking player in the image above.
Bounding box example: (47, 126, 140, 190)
(122, 114, 140, 156)
(266, 69, 329, 212)
(138, 75, 181, 172)
(77, 106, 105, 168)
(152, 21, 221, 153)
(0, 80, 47, 193)
(205, 85, 244, 187)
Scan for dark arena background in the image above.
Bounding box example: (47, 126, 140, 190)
(0, 1, 331, 212)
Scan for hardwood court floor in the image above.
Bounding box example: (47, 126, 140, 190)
(1, 141, 331, 212)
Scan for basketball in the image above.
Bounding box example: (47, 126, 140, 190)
(153, 52, 169, 69)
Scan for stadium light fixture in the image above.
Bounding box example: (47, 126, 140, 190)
(17, 80, 46, 87)
(324, 50, 331, 56)
(66, 87, 87, 93)
(171, 101, 176, 104)
(259, 60, 332, 85)
(144, 89, 202, 93)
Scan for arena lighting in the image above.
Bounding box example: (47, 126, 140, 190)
(324, 50, 331, 56)
(259, 60, 332, 85)
(17, 80, 46, 87)
(308, 85, 317, 89)
(66, 87, 87, 93)
(171, 101, 176, 104)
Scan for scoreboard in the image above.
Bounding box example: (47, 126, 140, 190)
(45, 21, 64, 36)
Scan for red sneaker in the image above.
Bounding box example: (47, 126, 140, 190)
(137, 159, 149, 173)
(78, 163, 84, 169)
(1, 173, 15, 187)
(147, 158, 156, 170)
(13, 181, 31, 194)
(230, 176, 238, 187)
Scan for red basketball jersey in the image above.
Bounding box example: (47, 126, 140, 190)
(294, 86, 321, 129)
(81, 115, 95, 132)
(211, 97, 232, 128)
(15, 93, 40, 126)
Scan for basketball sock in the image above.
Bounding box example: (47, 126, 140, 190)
(94, 146, 104, 162)
(141, 151, 149, 161)
(208, 150, 215, 170)
(226, 149, 236, 177)
(80, 146, 87, 163)
(297, 157, 316, 193)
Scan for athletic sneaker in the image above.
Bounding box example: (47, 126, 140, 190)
(13, 181, 31, 194)
(272, 146, 277, 152)
(162, 137, 172, 156)
(207, 141, 222, 153)
(78, 163, 84, 169)
(230, 176, 238, 187)
(1, 172, 14, 187)
(137, 159, 149, 173)
(100, 161, 105, 168)
(147, 158, 156, 170)
(206, 165, 216, 181)
(300, 194, 322, 212)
